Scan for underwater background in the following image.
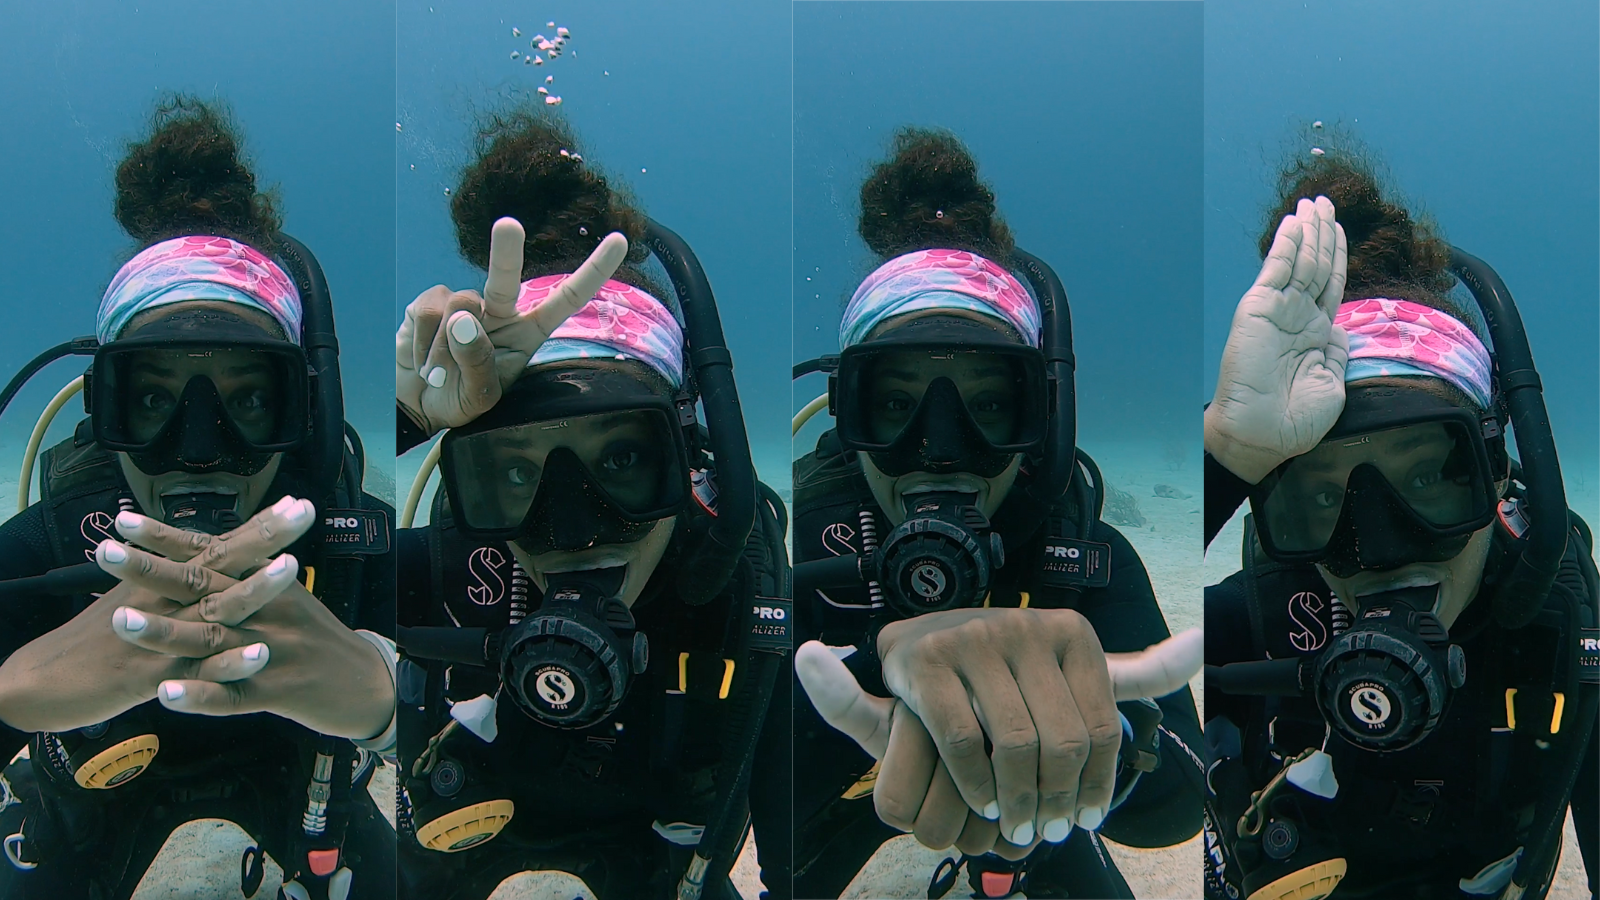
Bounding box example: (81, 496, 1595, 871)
(0, 0, 398, 511)
(792, 3, 1204, 897)
(396, 0, 792, 524)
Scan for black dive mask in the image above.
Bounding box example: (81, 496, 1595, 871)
(86, 309, 311, 478)
(439, 364, 692, 553)
(1249, 384, 1503, 576)
(498, 566, 647, 729)
(832, 318, 1047, 478)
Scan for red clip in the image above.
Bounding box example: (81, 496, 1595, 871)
(308, 848, 339, 877)
(980, 871, 1015, 898)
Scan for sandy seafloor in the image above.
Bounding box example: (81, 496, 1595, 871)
(0, 438, 1587, 898)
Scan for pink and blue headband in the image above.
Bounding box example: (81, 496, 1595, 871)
(840, 248, 1040, 349)
(98, 236, 302, 344)
(517, 275, 685, 389)
(1335, 298, 1492, 409)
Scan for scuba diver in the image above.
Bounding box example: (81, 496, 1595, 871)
(790, 128, 1205, 900)
(0, 98, 397, 900)
(391, 110, 791, 900)
(1201, 153, 1598, 900)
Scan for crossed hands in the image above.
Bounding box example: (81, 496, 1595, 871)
(0, 497, 393, 742)
(797, 608, 1202, 858)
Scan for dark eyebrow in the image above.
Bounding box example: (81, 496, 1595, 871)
(223, 363, 273, 377)
(133, 361, 175, 378)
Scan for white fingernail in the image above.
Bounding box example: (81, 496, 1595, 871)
(116, 511, 141, 532)
(271, 495, 298, 515)
(118, 607, 147, 632)
(101, 541, 127, 563)
(285, 499, 312, 523)
(981, 801, 1000, 821)
(266, 555, 292, 576)
(243, 643, 267, 662)
(162, 682, 185, 701)
(449, 313, 479, 344)
(1009, 822, 1034, 845)
(1043, 817, 1073, 843)
(1077, 806, 1105, 831)
(426, 366, 447, 388)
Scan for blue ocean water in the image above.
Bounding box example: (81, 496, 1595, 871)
(396, 0, 792, 511)
(1205, 0, 1600, 528)
(0, 0, 397, 503)
(793, 1, 1205, 459)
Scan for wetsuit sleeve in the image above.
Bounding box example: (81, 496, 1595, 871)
(750, 656, 794, 900)
(1202, 572, 1256, 729)
(1205, 453, 1253, 550)
(1080, 521, 1205, 848)
(0, 504, 65, 760)
(397, 404, 431, 456)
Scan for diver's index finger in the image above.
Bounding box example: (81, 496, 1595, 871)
(522, 231, 629, 336)
(483, 218, 527, 316)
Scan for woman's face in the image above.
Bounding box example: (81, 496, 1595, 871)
(115, 302, 286, 520)
(857, 309, 1028, 525)
(1301, 379, 1499, 629)
(465, 366, 681, 607)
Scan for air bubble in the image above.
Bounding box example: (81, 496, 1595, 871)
(579, 227, 588, 235)
(936, 210, 944, 219)
(512, 27, 521, 37)
(511, 51, 520, 59)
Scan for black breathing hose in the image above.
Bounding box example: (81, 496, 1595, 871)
(1450, 248, 1567, 629)
(643, 220, 757, 606)
(0, 337, 99, 422)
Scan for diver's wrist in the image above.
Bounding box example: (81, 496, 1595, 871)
(1202, 406, 1276, 485)
(350, 630, 398, 745)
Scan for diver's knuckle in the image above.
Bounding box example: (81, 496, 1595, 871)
(941, 724, 986, 758)
(992, 726, 1040, 756)
(1087, 719, 1122, 749)
(201, 622, 229, 653)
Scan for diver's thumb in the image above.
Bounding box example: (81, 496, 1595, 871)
(797, 640, 894, 760)
(1106, 628, 1203, 701)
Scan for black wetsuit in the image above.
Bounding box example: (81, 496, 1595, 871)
(0, 442, 397, 899)
(1203, 453, 1599, 899)
(394, 414, 792, 900)
(792, 433, 1205, 900)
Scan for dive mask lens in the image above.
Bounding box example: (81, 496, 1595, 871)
(442, 408, 689, 538)
(838, 342, 1049, 454)
(1253, 418, 1497, 560)
(91, 342, 309, 452)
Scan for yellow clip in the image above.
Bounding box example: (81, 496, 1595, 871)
(1019, 591, 1031, 609)
(842, 760, 880, 800)
(1505, 688, 1518, 731)
(981, 592, 992, 608)
(672, 652, 689, 694)
(718, 659, 736, 699)
(304, 565, 316, 595)
(1551, 692, 1565, 734)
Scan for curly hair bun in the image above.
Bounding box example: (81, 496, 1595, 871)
(452, 109, 650, 280)
(858, 127, 1013, 261)
(114, 96, 280, 250)
(1262, 153, 1452, 296)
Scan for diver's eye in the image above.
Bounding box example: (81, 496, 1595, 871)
(138, 391, 174, 413)
(1311, 489, 1342, 510)
(231, 390, 272, 415)
(1409, 469, 1445, 490)
(506, 465, 536, 488)
(878, 391, 916, 415)
(601, 449, 641, 474)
